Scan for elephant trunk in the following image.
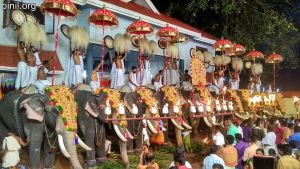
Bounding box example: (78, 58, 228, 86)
(119, 140, 130, 169)
(56, 118, 83, 169)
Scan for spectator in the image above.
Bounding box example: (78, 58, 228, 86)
(267, 148, 277, 157)
(243, 135, 260, 161)
(234, 119, 244, 139)
(137, 146, 159, 169)
(251, 119, 265, 146)
(171, 156, 191, 169)
(212, 163, 224, 169)
(169, 147, 192, 169)
(2, 132, 27, 168)
(213, 125, 225, 147)
(235, 133, 249, 169)
(255, 148, 264, 156)
(276, 144, 300, 169)
(241, 119, 252, 143)
(288, 125, 300, 148)
(203, 145, 225, 169)
(283, 123, 294, 144)
(217, 135, 238, 169)
(274, 119, 286, 145)
(226, 119, 239, 143)
(262, 125, 276, 147)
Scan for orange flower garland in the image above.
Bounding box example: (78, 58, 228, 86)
(136, 88, 157, 108)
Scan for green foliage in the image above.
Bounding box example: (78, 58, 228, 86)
(154, 0, 300, 69)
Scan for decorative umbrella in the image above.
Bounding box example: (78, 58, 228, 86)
(41, 0, 78, 85)
(127, 18, 153, 86)
(213, 37, 233, 51)
(170, 33, 188, 43)
(89, 6, 118, 80)
(157, 24, 179, 85)
(265, 53, 284, 91)
(228, 43, 246, 79)
(245, 49, 264, 88)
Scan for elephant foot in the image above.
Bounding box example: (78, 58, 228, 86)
(96, 157, 107, 165)
(84, 160, 96, 169)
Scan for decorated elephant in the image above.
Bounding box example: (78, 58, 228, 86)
(72, 85, 107, 168)
(0, 85, 90, 169)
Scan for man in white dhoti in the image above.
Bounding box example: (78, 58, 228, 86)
(90, 63, 101, 93)
(210, 71, 224, 95)
(112, 52, 126, 89)
(182, 70, 192, 90)
(128, 66, 139, 91)
(66, 50, 84, 87)
(109, 53, 116, 88)
(29, 46, 42, 67)
(170, 58, 180, 86)
(15, 41, 30, 89)
(35, 66, 51, 93)
(142, 56, 152, 86)
(153, 70, 163, 91)
(255, 75, 262, 92)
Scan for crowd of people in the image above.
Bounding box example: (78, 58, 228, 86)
(203, 118, 300, 169)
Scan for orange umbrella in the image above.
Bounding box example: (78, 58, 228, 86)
(41, 0, 78, 85)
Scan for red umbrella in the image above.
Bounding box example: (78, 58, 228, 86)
(244, 49, 264, 61)
(266, 53, 284, 91)
(228, 43, 246, 56)
(127, 18, 153, 86)
(89, 7, 118, 80)
(157, 24, 179, 85)
(213, 37, 233, 51)
(41, 0, 78, 85)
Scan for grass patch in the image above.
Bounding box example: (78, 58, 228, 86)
(97, 146, 174, 169)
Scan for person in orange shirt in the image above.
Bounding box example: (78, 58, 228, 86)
(217, 135, 238, 169)
(283, 123, 294, 143)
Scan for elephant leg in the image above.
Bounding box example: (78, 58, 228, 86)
(119, 140, 129, 169)
(0, 120, 8, 141)
(43, 134, 56, 169)
(175, 128, 183, 147)
(82, 123, 97, 168)
(163, 119, 169, 144)
(95, 123, 107, 164)
(191, 118, 199, 137)
(126, 121, 134, 153)
(134, 121, 143, 153)
(28, 123, 44, 169)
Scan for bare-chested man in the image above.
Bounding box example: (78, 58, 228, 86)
(66, 49, 84, 87)
(15, 40, 28, 89)
(90, 63, 101, 92)
(111, 52, 126, 89)
(128, 66, 139, 91)
(26, 47, 38, 85)
(182, 70, 192, 90)
(153, 70, 163, 91)
(34, 66, 51, 93)
(170, 58, 179, 86)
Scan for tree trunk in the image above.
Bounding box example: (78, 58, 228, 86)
(175, 128, 183, 147)
(119, 140, 130, 169)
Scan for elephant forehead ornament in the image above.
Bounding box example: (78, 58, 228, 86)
(131, 104, 138, 115)
(45, 86, 78, 133)
(196, 101, 204, 113)
(188, 100, 197, 113)
(162, 103, 169, 114)
(104, 100, 112, 116)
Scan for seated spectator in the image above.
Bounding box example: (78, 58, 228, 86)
(213, 125, 225, 147)
(267, 148, 277, 157)
(255, 148, 264, 156)
(203, 145, 225, 169)
(262, 125, 276, 147)
(212, 163, 224, 169)
(217, 135, 238, 169)
(169, 147, 192, 169)
(171, 156, 192, 169)
(243, 135, 260, 161)
(276, 144, 300, 169)
(137, 146, 159, 169)
(235, 133, 249, 169)
(288, 126, 300, 148)
(283, 123, 294, 144)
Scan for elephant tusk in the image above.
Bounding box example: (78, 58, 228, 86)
(234, 112, 249, 120)
(203, 117, 213, 128)
(75, 134, 92, 151)
(171, 119, 184, 130)
(147, 120, 158, 134)
(113, 124, 127, 142)
(126, 129, 134, 139)
(58, 134, 71, 158)
(182, 120, 192, 130)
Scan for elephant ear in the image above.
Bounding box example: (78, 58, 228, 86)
(20, 95, 47, 122)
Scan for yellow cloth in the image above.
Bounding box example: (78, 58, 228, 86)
(242, 144, 260, 161)
(283, 128, 293, 143)
(277, 155, 300, 169)
(150, 132, 164, 145)
(217, 145, 238, 167)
